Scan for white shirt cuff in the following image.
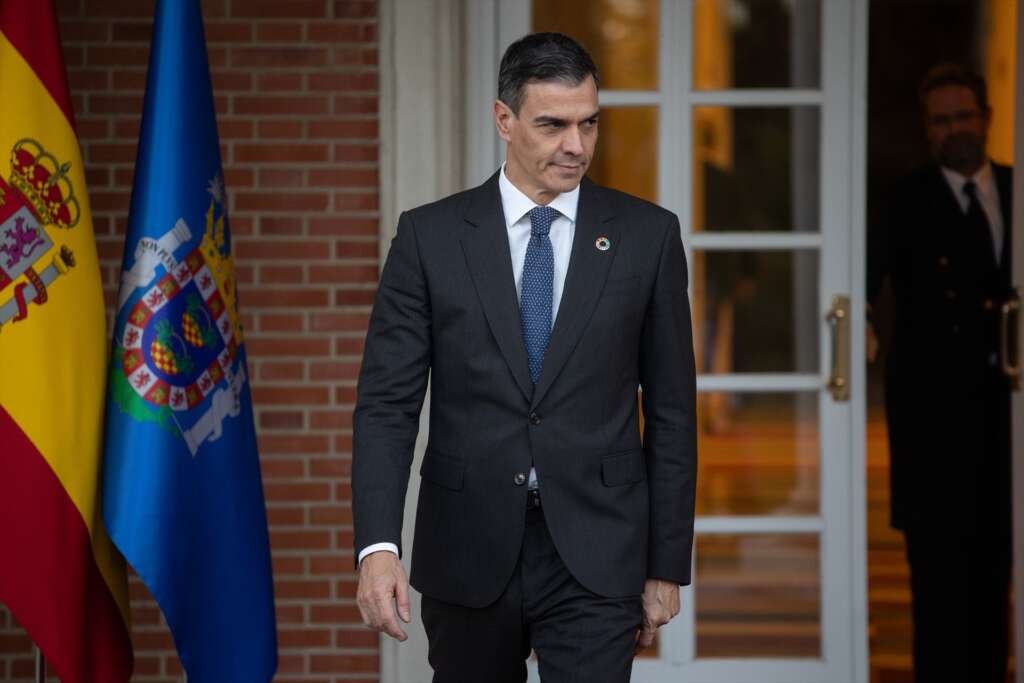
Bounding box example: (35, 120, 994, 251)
(358, 542, 400, 566)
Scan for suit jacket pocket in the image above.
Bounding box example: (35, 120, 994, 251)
(601, 450, 645, 487)
(420, 449, 465, 491)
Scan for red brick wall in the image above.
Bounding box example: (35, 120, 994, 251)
(0, 1, 381, 681)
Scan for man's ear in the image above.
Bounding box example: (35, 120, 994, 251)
(494, 99, 515, 143)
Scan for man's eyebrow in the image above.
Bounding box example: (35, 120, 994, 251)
(531, 110, 601, 125)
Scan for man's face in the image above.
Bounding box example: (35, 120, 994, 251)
(923, 84, 990, 175)
(495, 75, 599, 203)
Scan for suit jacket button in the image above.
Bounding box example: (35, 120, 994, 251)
(529, 412, 542, 425)
(514, 472, 527, 486)
(938, 256, 949, 268)
(946, 289, 956, 300)
(984, 298, 994, 310)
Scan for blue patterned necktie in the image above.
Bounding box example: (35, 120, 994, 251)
(520, 206, 558, 384)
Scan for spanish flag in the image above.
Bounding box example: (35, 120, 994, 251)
(0, 2, 133, 681)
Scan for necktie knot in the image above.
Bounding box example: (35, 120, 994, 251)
(529, 206, 559, 237)
(963, 180, 978, 201)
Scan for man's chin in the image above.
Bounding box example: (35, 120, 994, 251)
(546, 166, 585, 191)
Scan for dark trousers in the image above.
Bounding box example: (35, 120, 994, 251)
(905, 529, 1011, 683)
(421, 500, 643, 683)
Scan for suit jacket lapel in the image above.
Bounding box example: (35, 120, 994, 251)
(461, 173, 534, 403)
(531, 178, 617, 410)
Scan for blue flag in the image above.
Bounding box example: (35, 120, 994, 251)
(102, 2, 277, 681)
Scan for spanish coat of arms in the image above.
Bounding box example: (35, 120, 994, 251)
(0, 139, 79, 329)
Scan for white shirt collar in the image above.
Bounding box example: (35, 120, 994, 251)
(498, 163, 580, 229)
(940, 160, 995, 198)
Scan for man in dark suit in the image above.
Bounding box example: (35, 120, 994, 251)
(867, 64, 1014, 683)
(352, 33, 697, 682)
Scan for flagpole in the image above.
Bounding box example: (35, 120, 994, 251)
(34, 645, 44, 683)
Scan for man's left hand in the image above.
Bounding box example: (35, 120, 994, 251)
(636, 578, 680, 654)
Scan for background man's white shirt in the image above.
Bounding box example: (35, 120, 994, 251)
(940, 161, 1004, 262)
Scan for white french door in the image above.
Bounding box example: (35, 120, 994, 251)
(463, 1, 871, 681)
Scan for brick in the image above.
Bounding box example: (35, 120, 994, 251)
(309, 265, 378, 284)
(336, 628, 379, 648)
(334, 1, 377, 18)
(235, 191, 330, 212)
(259, 265, 306, 284)
(332, 435, 355, 455)
(204, 21, 253, 42)
(309, 505, 353, 525)
(243, 288, 330, 308)
(312, 456, 352, 478)
(310, 604, 362, 624)
(308, 21, 376, 43)
(246, 338, 332, 358)
(334, 385, 359, 403)
(261, 458, 306, 478)
(257, 120, 305, 138)
(309, 71, 377, 92)
(273, 555, 307, 575)
(309, 119, 378, 138)
(309, 314, 370, 334)
(265, 483, 332, 504)
(256, 72, 304, 91)
(267, 506, 306, 526)
(305, 360, 362, 382)
(235, 142, 330, 163)
(111, 21, 152, 42)
(309, 216, 378, 235)
(309, 410, 354, 429)
(259, 410, 305, 429)
(232, 0, 327, 18)
(259, 361, 305, 381)
(334, 94, 379, 114)
(235, 94, 330, 116)
(277, 627, 332, 648)
(333, 148, 379, 170)
(231, 47, 328, 68)
(258, 169, 306, 190)
(259, 312, 305, 332)
(256, 22, 305, 42)
(275, 579, 332, 600)
(88, 93, 144, 115)
(259, 434, 331, 455)
(308, 167, 377, 187)
(236, 240, 330, 260)
(333, 191, 378, 210)
(270, 529, 332, 549)
(251, 384, 331, 405)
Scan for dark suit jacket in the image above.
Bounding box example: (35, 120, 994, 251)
(352, 173, 697, 607)
(868, 161, 1013, 544)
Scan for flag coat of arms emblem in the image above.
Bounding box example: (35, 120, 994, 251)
(101, 2, 277, 681)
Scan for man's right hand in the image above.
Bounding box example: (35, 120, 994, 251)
(357, 551, 411, 641)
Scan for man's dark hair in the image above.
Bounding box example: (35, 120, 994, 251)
(498, 32, 600, 114)
(918, 63, 989, 112)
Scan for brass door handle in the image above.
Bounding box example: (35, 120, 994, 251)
(1001, 288, 1021, 391)
(825, 294, 850, 401)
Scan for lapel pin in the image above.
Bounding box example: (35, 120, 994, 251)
(595, 236, 611, 251)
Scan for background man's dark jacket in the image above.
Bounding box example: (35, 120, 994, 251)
(869, 161, 1012, 557)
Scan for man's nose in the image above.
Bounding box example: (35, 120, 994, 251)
(561, 126, 584, 156)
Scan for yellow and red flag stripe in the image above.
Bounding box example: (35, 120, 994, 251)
(0, 2, 132, 681)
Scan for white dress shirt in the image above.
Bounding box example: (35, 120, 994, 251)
(940, 162, 1004, 263)
(357, 166, 581, 566)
